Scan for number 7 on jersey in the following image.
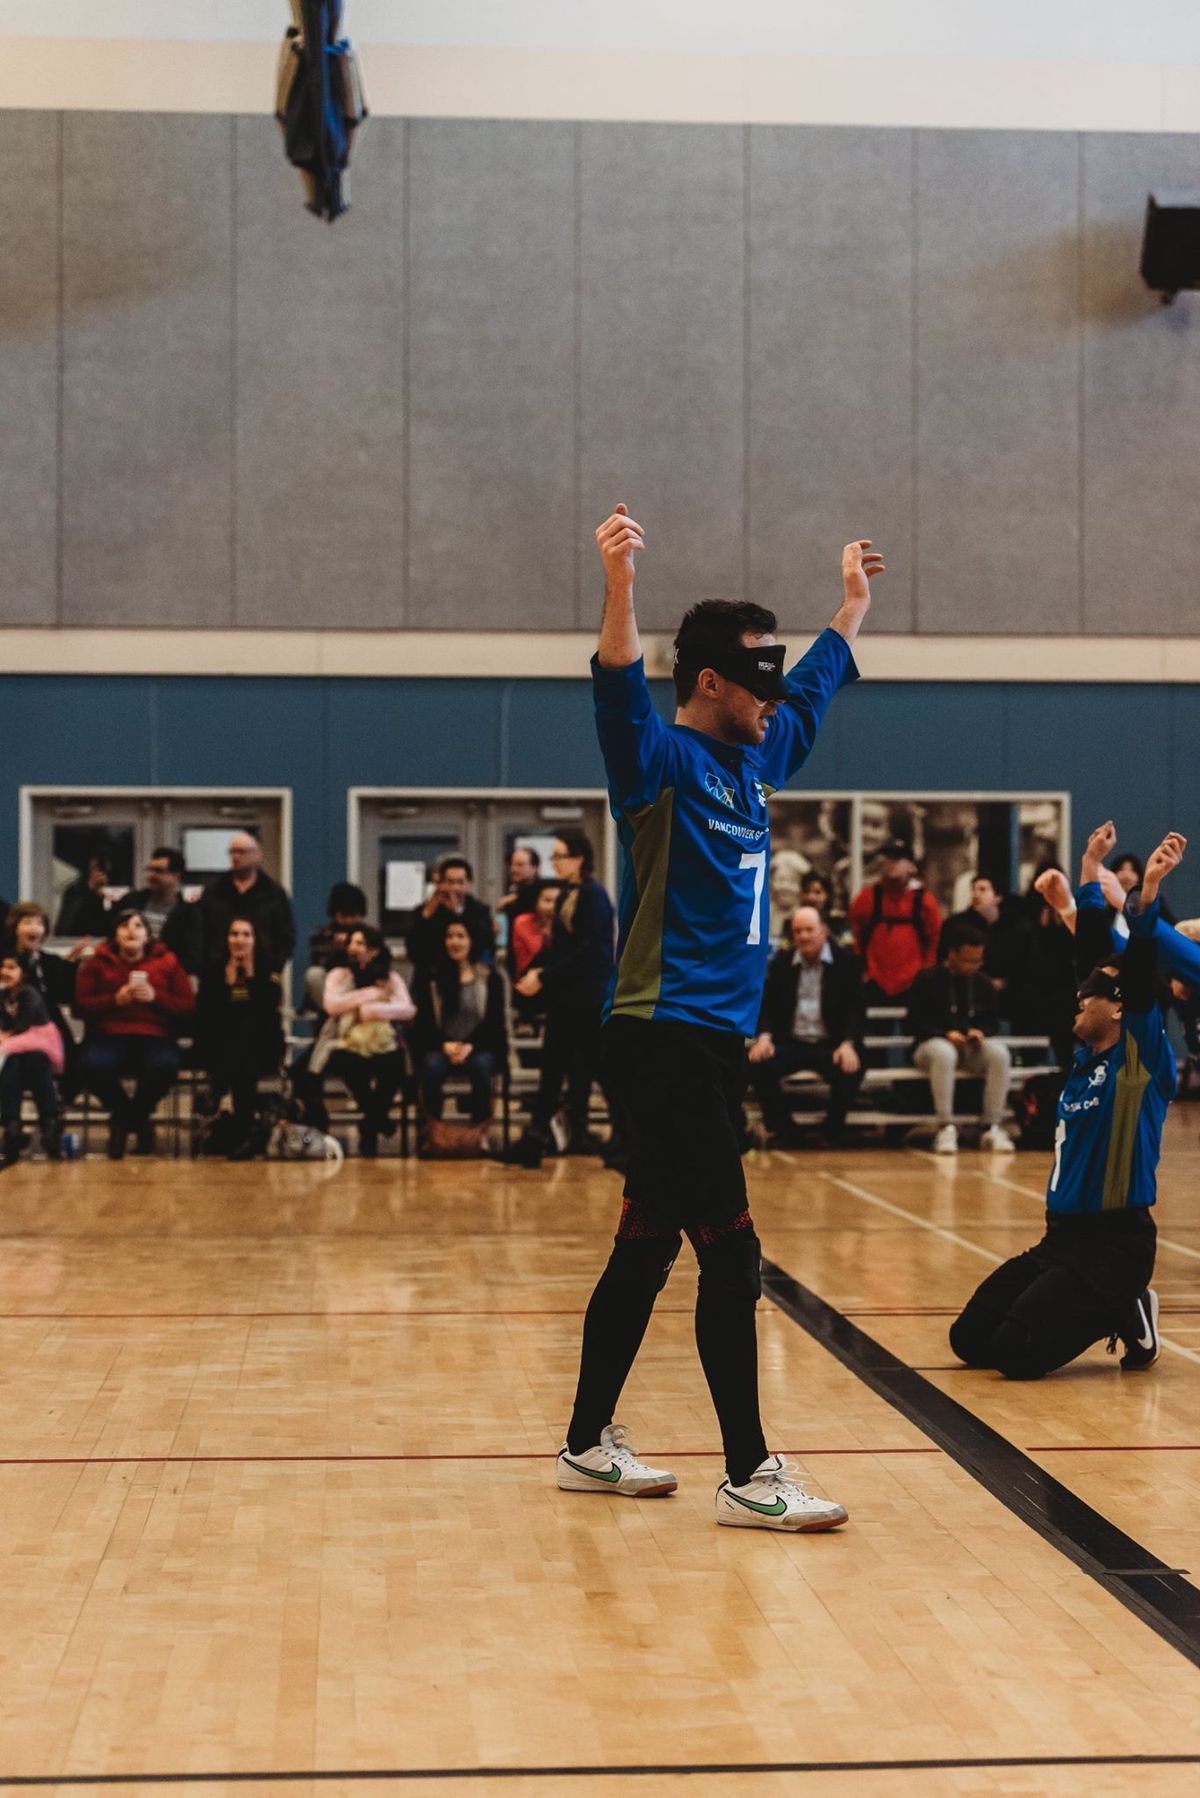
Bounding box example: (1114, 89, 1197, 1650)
(739, 850, 767, 947)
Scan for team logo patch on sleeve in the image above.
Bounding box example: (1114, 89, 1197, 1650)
(704, 771, 735, 809)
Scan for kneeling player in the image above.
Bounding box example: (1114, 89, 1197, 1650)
(950, 824, 1182, 1380)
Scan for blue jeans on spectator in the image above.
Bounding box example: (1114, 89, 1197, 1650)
(422, 1049, 497, 1123)
(80, 1036, 181, 1126)
(0, 1051, 59, 1126)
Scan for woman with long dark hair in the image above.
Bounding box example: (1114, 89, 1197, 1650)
(75, 908, 194, 1158)
(301, 924, 415, 1157)
(195, 915, 286, 1156)
(415, 920, 506, 1126)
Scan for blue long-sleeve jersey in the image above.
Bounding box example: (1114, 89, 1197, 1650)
(593, 626, 858, 1036)
(1047, 884, 1175, 1216)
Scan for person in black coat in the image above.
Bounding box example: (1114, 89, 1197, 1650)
(907, 922, 1014, 1155)
(945, 875, 1033, 1019)
(748, 904, 865, 1144)
(512, 831, 616, 1157)
(199, 833, 296, 973)
(55, 851, 114, 939)
(195, 914, 285, 1154)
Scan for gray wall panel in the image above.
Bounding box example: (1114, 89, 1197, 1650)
(749, 126, 915, 634)
(407, 120, 576, 630)
(235, 117, 406, 629)
(1082, 133, 1200, 635)
(580, 124, 745, 632)
(915, 131, 1081, 633)
(60, 113, 234, 627)
(0, 114, 59, 626)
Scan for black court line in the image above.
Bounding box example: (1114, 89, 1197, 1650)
(3, 1753, 1199, 1786)
(761, 1257, 1200, 1672)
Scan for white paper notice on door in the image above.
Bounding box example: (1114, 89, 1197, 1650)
(385, 861, 428, 912)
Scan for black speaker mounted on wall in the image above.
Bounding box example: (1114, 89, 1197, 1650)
(1140, 191, 1200, 304)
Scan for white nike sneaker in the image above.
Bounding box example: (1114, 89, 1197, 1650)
(981, 1126, 1015, 1154)
(715, 1454, 848, 1532)
(1117, 1287, 1160, 1371)
(933, 1124, 958, 1155)
(556, 1423, 678, 1497)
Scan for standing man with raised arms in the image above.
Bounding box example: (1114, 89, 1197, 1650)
(556, 505, 884, 1530)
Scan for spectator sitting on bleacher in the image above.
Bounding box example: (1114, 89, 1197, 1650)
(406, 856, 495, 971)
(748, 904, 865, 1146)
(74, 908, 194, 1160)
(299, 925, 415, 1157)
(799, 870, 852, 948)
(55, 850, 116, 940)
(124, 846, 204, 977)
(945, 875, 1032, 1016)
(307, 883, 368, 974)
(200, 832, 296, 973)
(849, 838, 941, 1003)
(511, 879, 561, 980)
(5, 901, 79, 1079)
(496, 846, 542, 932)
(0, 951, 64, 1168)
(302, 882, 367, 1014)
(907, 922, 1014, 1156)
(415, 920, 506, 1127)
(195, 916, 285, 1158)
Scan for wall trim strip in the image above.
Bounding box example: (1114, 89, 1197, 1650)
(1, 39, 1197, 134)
(1, 630, 1197, 683)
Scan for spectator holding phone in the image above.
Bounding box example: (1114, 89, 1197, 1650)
(0, 951, 64, 1168)
(75, 908, 194, 1159)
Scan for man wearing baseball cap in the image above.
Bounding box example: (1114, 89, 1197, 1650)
(949, 822, 1183, 1381)
(848, 836, 942, 1003)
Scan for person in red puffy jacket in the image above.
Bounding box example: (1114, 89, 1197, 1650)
(75, 908, 194, 1159)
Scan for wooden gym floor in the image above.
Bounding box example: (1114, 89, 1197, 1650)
(1, 1114, 1200, 1797)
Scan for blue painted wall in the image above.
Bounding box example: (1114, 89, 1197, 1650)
(2, 675, 1198, 942)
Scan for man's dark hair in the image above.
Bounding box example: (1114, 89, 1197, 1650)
(149, 845, 185, 878)
(557, 830, 595, 878)
(512, 845, 541, 871)
(944, 921, 987, 954)
(436, 854, 473, 882)
(327, 881, 368, 918)
(673, 599, 778, 704)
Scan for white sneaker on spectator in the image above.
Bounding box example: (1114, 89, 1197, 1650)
(716, 1455, 847, 1532)
(933, 1124, 958, 1155)
(556, 1423, 677, 1497)
(981, 1126, 1015, 1154)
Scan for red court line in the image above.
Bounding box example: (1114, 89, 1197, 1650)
(0, 1308, 696, 1320)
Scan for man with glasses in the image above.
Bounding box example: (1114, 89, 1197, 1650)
(125, 847, 204, 977)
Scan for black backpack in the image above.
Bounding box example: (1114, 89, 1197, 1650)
(860, 882, 932, 953)
(1014, 1071, 1067, 1151)
(276, 0, 368, 222)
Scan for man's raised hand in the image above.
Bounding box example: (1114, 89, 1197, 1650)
(841, 539, 885, 606)
(1034, 867, 1074, 916)
(1081, 819, 1117, 883)
(596, 503, 645, 593)
(1142, 832, 1187, 905)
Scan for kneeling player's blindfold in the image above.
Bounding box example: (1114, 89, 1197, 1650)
(1076, 968, 1122, 1004)
(674, 638, 789, 702)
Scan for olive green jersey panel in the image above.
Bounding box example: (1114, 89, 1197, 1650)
(611, 789, 675, 1021)
(1101, 1035, 1151, 1212)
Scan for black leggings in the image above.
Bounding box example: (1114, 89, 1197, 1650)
(950, 1211, 1156, 1380)
(566, 1199, 767, 1486)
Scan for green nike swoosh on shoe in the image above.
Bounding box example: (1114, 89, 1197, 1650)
(724, 1489, 788, 1516)
(561, 1455, 622, 1483)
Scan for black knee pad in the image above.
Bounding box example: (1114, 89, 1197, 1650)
(606, 1232, 681, 1295)
(696, 1229, 763, 1304)
(948, 1314, 994, 1368)
(991, 1321, 1048, 1381)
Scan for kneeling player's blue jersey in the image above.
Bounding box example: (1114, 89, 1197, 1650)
(1047, 886, 1176, 1216)
(593, 627, 858, 1037)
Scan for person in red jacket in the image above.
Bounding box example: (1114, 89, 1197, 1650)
(848, 837, 942, 1003)
(75, 908, 194, 1159)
